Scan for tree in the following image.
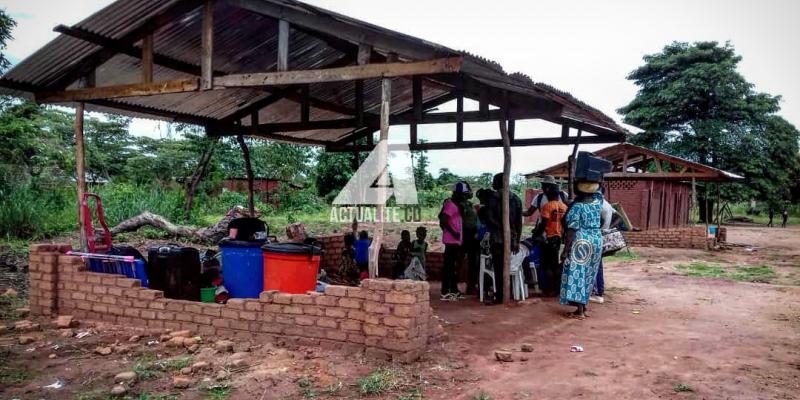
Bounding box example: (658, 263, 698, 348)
(411, 145, 434, 190)
(0, 9, 16, 73)
(619, 41, 789, 203)
(315, 151, 357, 199)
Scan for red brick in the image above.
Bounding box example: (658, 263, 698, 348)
(244, 301, 262, 311)
(226, 299, 246, 310)
(212, 319, 230, 328)
(201, 304, 222, 317)
(327, 330, 347, 341)
(317, 317, 338, 328)
(302, 306, 323, 316)
(385, 292, 417, 305)
(346, 287, 366, 299)
(194, 315, 212, 325)
(282, 306, 303, 315)
(176, 312, 193, 322)
(325, 308, 346, 318)
(364, 302, 390, 314)
(364, 324, 388, 337)
(221, 309, 239, 319)
(291, 294, 314, 305)
(315, 295, 338, 307)
(273, 293, 292, 304)
(139, 289, 163, 300)
(383, 316, 412, 328)
(116, 278, 141, 288)
(185, 303, 202, 314)
(324, 285, 348, 297)
(166, 302, 185, 312)
(259, 290, 278, 303)
(240, 311, 256, 321)
(362, 279, 394, 291)
(124, 308, 140, 318)
(157, 311, 175, 320)
(295, 316, 316, 326)
(261, 323, 283, 334)
(340, 319, 362, 332)
(338, 297, 361, 309)
(140, 310, 156, 319)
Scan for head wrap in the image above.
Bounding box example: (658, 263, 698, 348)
(576, 182, 600, 194)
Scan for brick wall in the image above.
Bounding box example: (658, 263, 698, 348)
(28, 244, 439, 362)
(623, 226, 714, 249)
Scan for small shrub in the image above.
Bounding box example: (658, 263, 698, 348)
(674, 383, 693, 392)
(471, 391, 493, 400)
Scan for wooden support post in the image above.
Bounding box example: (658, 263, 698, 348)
(300, 84, 310, 123)
(75, 102, 87, 251)
(567, 129, 583, 199)
(498, 112, 512, 305)
(479, 89, 489, 117)
(201, 0, 215, 90)
(355, 44, 371, 128)
(236, 133, 256, 217)
(690, 177, 697, 223)
(411, 75, 421, 145)
(508, 120, 516, 143)
(370, 52, 395, 279)
(561, 124, 569, 138)
(141, 34, 154, 83)
(456, 93, 464, 142)
(622, 151, 629, 172)
(278, 19, 290, 72)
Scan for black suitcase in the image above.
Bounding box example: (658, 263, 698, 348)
(146, 245, 201, 301)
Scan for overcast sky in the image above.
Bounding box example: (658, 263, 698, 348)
(4, 0, 799, 176)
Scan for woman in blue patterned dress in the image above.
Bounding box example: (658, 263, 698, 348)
(559, 181, 604, 319)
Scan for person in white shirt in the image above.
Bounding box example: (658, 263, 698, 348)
(590, 189, 617, 304)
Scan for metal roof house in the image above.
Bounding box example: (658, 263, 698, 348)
(0, 0, 630, 302)
(527, 143, 743, 230)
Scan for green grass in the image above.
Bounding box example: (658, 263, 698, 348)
(357, 367, 403, 396)
(162, 356, 192, 371)
(297, 377, 317, 399)
(205, 385, 231, 400)
(674, 383, 693, 392)
(132, 354, 160, 380)
(0, 365, 31, 386)
(675, 263, 776, 283)
(605, 250, 639, 262)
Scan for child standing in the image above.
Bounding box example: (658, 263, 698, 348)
(354, 230, 371, 281)
(405, 227, 429, 281)
(393, 230, 413, 279)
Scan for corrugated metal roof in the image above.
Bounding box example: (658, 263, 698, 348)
(0, 0, 628, 144)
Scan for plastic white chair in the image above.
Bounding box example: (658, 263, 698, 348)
(510, 247, 529, 301)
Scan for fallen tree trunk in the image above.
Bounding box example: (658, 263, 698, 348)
(110, 206, 254, 243)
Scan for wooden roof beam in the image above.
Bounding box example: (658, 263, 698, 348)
(213, 57, 462, 88)
(327, 133, 620, 152)
(35, 57, 461, 103)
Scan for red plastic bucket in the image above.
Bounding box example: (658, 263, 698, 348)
(262, 243, 322, 294)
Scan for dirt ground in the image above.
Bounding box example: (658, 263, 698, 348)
(1, 225, 799, 399)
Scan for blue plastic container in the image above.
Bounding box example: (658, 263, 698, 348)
(119, 260, 149, 288)
(220, 240, 265, 298)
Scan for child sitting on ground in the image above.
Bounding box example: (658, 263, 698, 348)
(393, 230, 413, 279)
(354, 230, 371, 281)
(405, 226, 428, 281)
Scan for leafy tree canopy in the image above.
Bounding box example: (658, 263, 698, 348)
(619, 41, 798, 203)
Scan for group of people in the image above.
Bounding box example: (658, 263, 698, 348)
(335, 153, 616, 319)
(432, 162, 617, 318)
(767, 207, 790, 228)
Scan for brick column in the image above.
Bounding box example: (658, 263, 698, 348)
(27, 244, 72, 316)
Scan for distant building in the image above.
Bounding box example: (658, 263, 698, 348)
(222, 178, 300, 206)
(526, 143, 742, 230)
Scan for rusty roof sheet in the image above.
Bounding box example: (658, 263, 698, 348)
(0, 0, 628, 144)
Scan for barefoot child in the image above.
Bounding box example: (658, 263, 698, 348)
(393, 230, 413, 279)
